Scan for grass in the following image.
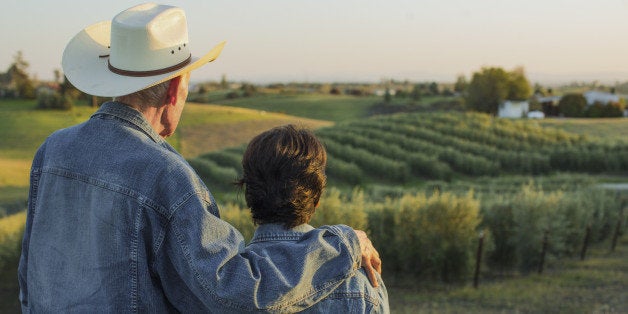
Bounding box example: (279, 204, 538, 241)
(174, 102, 332, 158)
(211, 93, 378, 122)
(387, 237, 628, 313)
(538, 117, 628, 143)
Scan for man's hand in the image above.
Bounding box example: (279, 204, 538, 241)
(354, 230, 382, 287)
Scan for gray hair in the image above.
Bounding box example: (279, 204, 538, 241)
(114, 80, 170, 108)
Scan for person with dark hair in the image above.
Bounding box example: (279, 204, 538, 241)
(238, 125, 389, 313)
(18, 4, 381, 312)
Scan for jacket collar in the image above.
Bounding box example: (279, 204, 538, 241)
(92, 101, 165, 145)
(250, 223, 315, 244)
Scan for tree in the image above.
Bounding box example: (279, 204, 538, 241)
(6, 51, 35, 99)
(465, 67, 510, 114)
(507, 67, 532, 101)
(454, 75, 468, 94)
(428, 82, 439, 96)
(558, 93, 587, 117)
(411, 84, 422, 101)
(465, 67, 532, 114)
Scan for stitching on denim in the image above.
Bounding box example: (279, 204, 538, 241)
(41, 166, 169, 217)
(92, 102, 164, 145)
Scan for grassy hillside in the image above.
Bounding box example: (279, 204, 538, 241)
(0, 99, 332, 213)
(207, 93, 377, 122)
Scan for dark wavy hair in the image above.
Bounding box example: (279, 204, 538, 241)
(236, 125, 327, 229)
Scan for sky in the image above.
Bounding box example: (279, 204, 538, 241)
(2, 0, 628, 85)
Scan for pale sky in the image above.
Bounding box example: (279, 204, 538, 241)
(2, 0, 628, 85)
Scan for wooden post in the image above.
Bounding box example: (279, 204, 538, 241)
(611, 200, 625, 253)
(538, 230, 549, 274)
(580, 224, 591, 261)
(473, 231, 484, 289)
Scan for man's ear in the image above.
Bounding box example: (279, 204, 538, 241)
(166, 76, 182, 106)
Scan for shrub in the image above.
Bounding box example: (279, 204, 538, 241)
(0, 211, 26, 270)
(220, 203, 255, 242)
(187, 158, 238, 191)
(558, 93, 586, 117)
(37, 92, 73, 110)
(368, 192, 481, 282)
(310, 188, 368, 231)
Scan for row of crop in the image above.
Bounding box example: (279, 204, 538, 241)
(342, 123, 553, 175)
(317, 128, 453, 180)
(550, 145, 628, 173)
(322, 137, 410, 182)
(215, 184, 625, 282)
(398, 112, 582, 147)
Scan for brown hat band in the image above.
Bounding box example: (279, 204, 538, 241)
(107, 54, 192, 77)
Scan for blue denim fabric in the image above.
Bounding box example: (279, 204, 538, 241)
(18, 101, 361, 313)
(249, 224, 389, 313)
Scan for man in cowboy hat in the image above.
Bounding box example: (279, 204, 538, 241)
(18, 3, 381, 312)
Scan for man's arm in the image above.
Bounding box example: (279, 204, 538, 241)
(18, 143, 47, 311)
(155, 195, 364, 313)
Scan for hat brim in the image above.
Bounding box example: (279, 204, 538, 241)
(62, 20, 225, 97)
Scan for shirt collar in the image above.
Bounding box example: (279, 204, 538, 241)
(91, 101, 165, 145)
(250, 223, 315, 244)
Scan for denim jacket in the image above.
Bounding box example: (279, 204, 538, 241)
(18, 101, 361, 313)
(248, 224, 389, 313)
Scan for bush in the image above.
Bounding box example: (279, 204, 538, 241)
(558, 93, 586, 117)
(310, 188, 368, 230)
(220, 203, 255, 242)
(187, 158, 238, 191)
(0, 211, 26, 270)
(37, 92, 73, 110)
(368, 192, 481, 282)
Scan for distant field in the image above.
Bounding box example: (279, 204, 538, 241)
(0, 99, 332, 205)
(538, 117, 628, 143)
(176, 102, 332, 158)
(210, 93, 378, 122)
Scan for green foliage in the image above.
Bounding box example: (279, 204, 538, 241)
(0, 211, 25, 271)
(220, 202, 255, 242)
(558, 93, 587, 117)
(481, 184, 621, 273)
(310, 188, 368, 230)
(466, 67, 510, 114)
(37, 92, 73, 110)
(466, 67, 532, 114)
(584, 101, 625, 118)
(507, 67, 532, 101)
(369, 192, 481, 282)
(187, 158, 238, 192)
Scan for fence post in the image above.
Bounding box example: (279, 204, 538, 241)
(473, 231, 484, 289)
(580, 224, 591, 261)
(538, 230, 549, 274)
(611, 200, 625, 253)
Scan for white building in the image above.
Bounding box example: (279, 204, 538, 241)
(583, 91, 620, 105)
(498, 100, 529, 118)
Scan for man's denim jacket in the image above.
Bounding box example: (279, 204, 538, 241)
(18, 101, 361, 313)
(249, 224, 389, 313)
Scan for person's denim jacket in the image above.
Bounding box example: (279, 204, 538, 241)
(249, 224, 389, 313)
(18, 101, 361, 313)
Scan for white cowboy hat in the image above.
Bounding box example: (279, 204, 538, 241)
(62, 3, 225, 97)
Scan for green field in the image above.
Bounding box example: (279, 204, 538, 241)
(1, 97, 627, 313)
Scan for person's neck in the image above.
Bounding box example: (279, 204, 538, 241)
(115, 98, 167, 137)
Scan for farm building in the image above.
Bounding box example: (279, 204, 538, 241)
(583, 90, 620, 105)
(498, 100, 529, 118)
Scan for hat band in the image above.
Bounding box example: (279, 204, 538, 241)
(108, 54, 192, 77)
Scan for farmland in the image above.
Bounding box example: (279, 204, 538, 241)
(1, 96, 627, 313)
